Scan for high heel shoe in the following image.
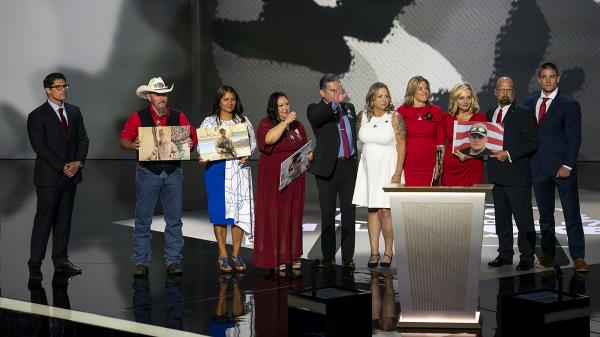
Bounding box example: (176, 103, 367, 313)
(367, 253, 380, 268)
(379, 253, 393, 268)
(218, 257, 232, 273)
(232, 256, 247, 273)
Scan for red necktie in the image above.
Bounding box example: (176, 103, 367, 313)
(495, 107, 503, 124)
(337, 105, 351, 159)
(58, 108, 69, 135)
(538, 97, 549, 126)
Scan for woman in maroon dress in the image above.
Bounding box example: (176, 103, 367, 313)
(442, 82, 488, 186)
(397, 76, 445, 186)
(254, 92, 312, 274)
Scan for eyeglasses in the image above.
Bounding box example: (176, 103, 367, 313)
(495, 89, 513, 94)
(50, 84, 70, 91)
(469, 126, 487, 134)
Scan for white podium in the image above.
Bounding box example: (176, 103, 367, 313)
(383, 184, 492, 329)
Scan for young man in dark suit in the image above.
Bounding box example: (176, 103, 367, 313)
(486, 76, 538, 271)
(307, 74, 358, 270)
(524, 63, 587, 272)
(26, 73, 89, 281)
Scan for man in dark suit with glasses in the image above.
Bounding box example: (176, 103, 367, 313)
(26, 73, 89, 281)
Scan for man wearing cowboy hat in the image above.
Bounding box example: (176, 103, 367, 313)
(119, 76, 197, 277)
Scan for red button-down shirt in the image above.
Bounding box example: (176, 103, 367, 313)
(120, 105, 198, 147)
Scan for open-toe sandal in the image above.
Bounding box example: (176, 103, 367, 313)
(379, 253, 393, 268)
(232, 256, 247, 273)
(367, 253, 380, 268)
(291, 259, 301, 270)
(219, 257, 232, 273)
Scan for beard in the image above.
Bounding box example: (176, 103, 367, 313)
(156, 104, 167, 116)
(499, 97, 511, 105)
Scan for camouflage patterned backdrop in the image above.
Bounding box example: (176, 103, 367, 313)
(1, 0, 599, 160)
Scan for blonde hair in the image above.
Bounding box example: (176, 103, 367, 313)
(363, 82, 394, 122)
(403, 76, 430, 106)
(447, 82, 480, 116)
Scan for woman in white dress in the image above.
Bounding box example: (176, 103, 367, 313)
(352, 82, 406, 268)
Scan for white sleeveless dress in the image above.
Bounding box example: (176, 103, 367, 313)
(352, 112, 398, 208)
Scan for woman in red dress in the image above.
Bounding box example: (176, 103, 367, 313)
(442, 83, 488, 186)
(397, 76, 445, 186)
(254, 92, 312, 274)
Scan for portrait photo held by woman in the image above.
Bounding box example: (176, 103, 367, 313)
(442, 82, 488, 186)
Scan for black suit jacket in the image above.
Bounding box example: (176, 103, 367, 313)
(486, 103, 538, 186)
(524, 90, 581, 177)
(27, 101, 89, 186)
(307, 100, 358, 177)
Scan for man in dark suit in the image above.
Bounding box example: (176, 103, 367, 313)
(524, 63, 587, 272)
(486, 76, 538, 271)
(26, 73, 89, 280)
(307, 74, 358, 270)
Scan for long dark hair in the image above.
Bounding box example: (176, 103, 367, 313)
(266, 92, 287, 125)
(210, 85, 245, 124)
(266, 91, 294, 139)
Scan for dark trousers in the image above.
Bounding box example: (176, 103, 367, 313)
(29, 182, 76, 268)
(532, 171, 585, 259)
(315, 158, 357, 262)
(492, 185, 536, 262)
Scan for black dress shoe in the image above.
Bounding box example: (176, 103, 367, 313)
(488, 256, 513, 267)
(316, 259, 336, 269)
(343, 259, 356, 271)
(516, 260, 534, 271)
(55, 261, 82, 275)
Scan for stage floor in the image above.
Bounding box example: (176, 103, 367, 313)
(1, 160, 599, 336)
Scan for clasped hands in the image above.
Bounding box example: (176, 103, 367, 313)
(63, 161, 81, 177)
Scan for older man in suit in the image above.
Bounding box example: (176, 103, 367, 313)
(27, 73, 89, 281)
(486, 76, 538, 271)
(307, 74, 358, 270)
(524, 62, 587, 272)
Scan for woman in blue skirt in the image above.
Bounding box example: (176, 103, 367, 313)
(198, 85, 256, 273)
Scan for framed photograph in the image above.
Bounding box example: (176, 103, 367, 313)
(452, 121, 504, 158)
(138, 126, 191, 161)
(196, 123, 251, 161)
(279, 140, 312, 191)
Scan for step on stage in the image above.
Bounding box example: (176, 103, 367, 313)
(1, 160, 599, 336)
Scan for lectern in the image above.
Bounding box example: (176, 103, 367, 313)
(383, 184, 492, 329)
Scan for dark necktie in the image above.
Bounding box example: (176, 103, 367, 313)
(58, 108, 69, 135)
(538, 97, 549, 126)
(337, 105, 351, 159)
(495, 107, 503, 124)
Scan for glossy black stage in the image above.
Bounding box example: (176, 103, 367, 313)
(1, 160, 599, 336)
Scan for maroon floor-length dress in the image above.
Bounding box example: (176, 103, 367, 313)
(397, 104, 445, 186)
(253, 117, 307, 269)
(441, 112, 488, 186)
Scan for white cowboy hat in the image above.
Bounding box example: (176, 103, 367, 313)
(135, 77, 174, 98)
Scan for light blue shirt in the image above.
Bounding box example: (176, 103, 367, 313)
(47, 99, 68, 124)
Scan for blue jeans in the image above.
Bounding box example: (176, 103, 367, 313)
(132, 166, 184, 266)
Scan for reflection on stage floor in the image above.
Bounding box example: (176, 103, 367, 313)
(1, 160, 600, 336)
